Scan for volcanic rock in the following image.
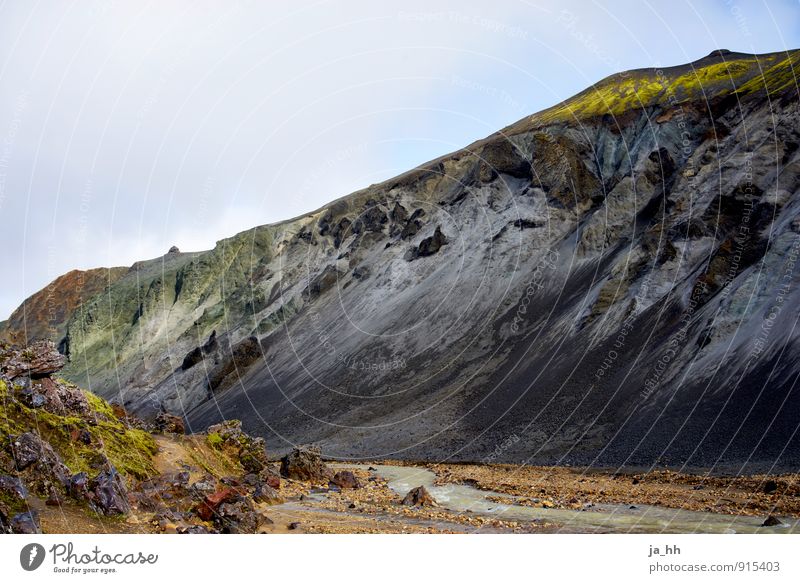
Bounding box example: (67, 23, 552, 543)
(401, 485, 438, 507)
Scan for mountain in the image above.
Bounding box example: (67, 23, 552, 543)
(8, 49, 800, 470)
(0, 267, 128, 347)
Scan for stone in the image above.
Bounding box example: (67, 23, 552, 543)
(195, 487, 243, 521)
(762, 515, 782, 527)
(154, 412, 185, 434)
(10, 510, 41, 534)
(90, 468, 130, 515)
(177, 525, 215, 534)
(288, 521, 301, 530)
(0, 474, 28, 504)
(181, 346, 205, 371)
(479, 138, 532, 180)
(0, 340, 66, 380)
(329, 470, 360, 490)
(8, 432, 70, 492)
(401, 485, 438, 507)
(280, 446, 330, 482)
(252, 483, 283, 505)
(68, 472, 91, 501)
(763, 480, 778, 494)
(406, 226, 448, 261)
(215, 498, 263, 534)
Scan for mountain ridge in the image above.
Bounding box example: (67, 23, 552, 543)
(6, 49, 800, 470)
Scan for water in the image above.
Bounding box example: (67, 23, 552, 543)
(339, 464, 800, 534)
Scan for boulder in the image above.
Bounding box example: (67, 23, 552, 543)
(401, 485, 438, 507)
(0, 340, 66, 380)
(329, 470, 361, 490)
(194, 487, 243, 521)
(67, 472, 91, 502)
(154, 412, 185, 434)
(10, 510, 40, 534)
(252, 483, 283, 505)
(762, 515, 782, 527)
(8, 432, 70, 493)
(0, 474, 28, 505)
(90, 468, 130, 515)
(216, 498, 264, 534)
(405, 226, 448, 260)
(206, 419, 270, 473)
(280, 446, 330, 482)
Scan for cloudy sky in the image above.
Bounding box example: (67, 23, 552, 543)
(1, 0, 798, 318)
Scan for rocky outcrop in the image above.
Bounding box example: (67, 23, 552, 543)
(154, 413, 186, 434)
(0, 340, 66, 380)
(280, 446, 330, 482)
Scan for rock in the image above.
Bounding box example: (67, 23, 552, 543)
(405, 226, 448, 261)
(0, 474, 28, 505)
(154, 412, 185, 434)
(763, 480, 778, 494)
(195, 487, 243, 521)
(90, 468, 130, 515)
(10, 432, 47, 469)
(46, 488, 63, 506)
(8, 432, 70, 492)
(261, 468, 281, 489)
(353, 204, 388, 234)
(479, 138, 532, 180)
(329, 470, 360, 490)
(10, 510, 40, 534)
(762, 515, 782, 527)
(280, 446, 330, 482)
(181, 346, 205, 371)
(252, 483, 283, 505)
(206, 338, 262, 393)
(0, 340, 66, 380)
(68, 472, 91, 501)
(401, 485, 438, 507)
(16, 385, 47, 409)
(177, 525, 215, 534)
(288, 521, 301, 530)
(206, 419, 270, 473)
(168, 246, 181, 254)
(215, 498, 263, 534)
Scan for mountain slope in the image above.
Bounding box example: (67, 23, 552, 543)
(0, 267, 128, 347)
(12, 49, 800, 470)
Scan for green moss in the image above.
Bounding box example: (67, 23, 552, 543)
(206, 432, 223, 449)
(0, 379, 157, 480)
(83, 388, 116, 418)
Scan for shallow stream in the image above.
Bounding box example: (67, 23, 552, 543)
(339, 464, 799, 534)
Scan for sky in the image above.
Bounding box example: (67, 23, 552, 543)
(1, 0, 799, 319)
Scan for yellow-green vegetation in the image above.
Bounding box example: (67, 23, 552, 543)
(188, 438, 241, 478)
(736, 52, 800, 96)
(536, 52, 795, 124)
(0, 379, 158, 480)
(206, 431, 224, 449)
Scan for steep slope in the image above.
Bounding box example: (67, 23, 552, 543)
(0, 267, 128, 347)
(18, 49, 800, 470)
